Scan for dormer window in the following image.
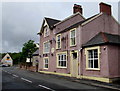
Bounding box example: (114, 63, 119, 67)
(44, 26, 49, 37)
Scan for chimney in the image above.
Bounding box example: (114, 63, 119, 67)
(99, 2, 111, 15)
(73, 4, 82, 14)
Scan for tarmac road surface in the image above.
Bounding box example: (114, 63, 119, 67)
(1, 66, 116, 91)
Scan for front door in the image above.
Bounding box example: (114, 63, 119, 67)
(71, 51, 78, 77)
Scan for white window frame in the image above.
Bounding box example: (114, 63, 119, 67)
(85, 46, 100, 70)
(56, 52, 67, 68)
(43, 57, 49, 69)
(70, 28, 76, 46)
(43, 41, 50, 54)
(56, 34, 61, 49)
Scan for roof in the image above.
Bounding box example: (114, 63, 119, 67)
(45, 17, 61, 29)
(32, 49, 39, 56)
(82, 32, 120, 47)
(38, 17, 61, 34)
(57, 13, 102, 34)
(1, 53, 13, 62)
(54, 12, 85, 26)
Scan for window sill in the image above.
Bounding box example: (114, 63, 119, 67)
(57, 67, 67, 69)
(43, 68, 48, 70)
(43, 52, 50, 54)
(44, 35, 49, 38)
(70, 45, 76, 47)
(56, 48, 61, 50)
(86, 68, 100, 71)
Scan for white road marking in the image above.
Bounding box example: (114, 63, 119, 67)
(12, 74, 19, 77)
(3, 70, 7, 72)
(38, 84, 55, 91)
(21, 77, 32, 83)
(3, 70, 9, 74)
(7, 71, 12, 74)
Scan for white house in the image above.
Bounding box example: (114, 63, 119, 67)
(1, 53, 13, 66)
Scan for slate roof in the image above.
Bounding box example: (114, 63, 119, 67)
(39, 17, 61, 34)
(82, 32, 120, 47)
(57, 13, 100, 34)
(45, 17, 61, 29)
(32, 49, 39, 56)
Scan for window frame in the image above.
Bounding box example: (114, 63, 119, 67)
(43, 57, 49, 69)
(85, 46, 100, 70)
(44, 25, 50, 37)
(70, 28, 76, 47)
(56, 52, 67, 68)
(43, 41, 50, 54)
(56, 34, 61, 49)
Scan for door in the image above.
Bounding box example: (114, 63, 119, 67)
(71, 51, 78, 77)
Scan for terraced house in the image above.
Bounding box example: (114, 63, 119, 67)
(38, 2, 120, 83)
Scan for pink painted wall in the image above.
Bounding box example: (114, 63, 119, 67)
(80, 13, 120, 78)
(38, 12, 120, 78)
(81, 13, 120, 45)
(81, 45, 109, 77)
(39, 27, 71, 74)
(39, 14, 84, 74)
(107, 45, 120, 78)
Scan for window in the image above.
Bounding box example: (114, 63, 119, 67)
(44, 26, 49, 37)
(43, 41, 50, 53)
(7, 57, 10, 60)
(44, 58, 49, 69)
(85, 46, 100, 70)
(70, 28, 76, 46)
(56, 34, 61, 49)
(88, 49, 98, 68)
(57, 52, 67, 68)
(72, 52, 77, 59)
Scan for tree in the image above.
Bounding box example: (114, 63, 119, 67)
(10, 52, 21, 64)
(21, 40, 38, 64)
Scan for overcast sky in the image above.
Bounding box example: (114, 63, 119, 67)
(1, 1, 119, 53)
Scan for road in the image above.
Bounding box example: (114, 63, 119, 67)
(1, 66, 114, 91)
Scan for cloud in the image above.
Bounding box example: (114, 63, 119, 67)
(2, 2, 119, 53)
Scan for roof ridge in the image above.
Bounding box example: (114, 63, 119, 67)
(44, 17, 61, 21)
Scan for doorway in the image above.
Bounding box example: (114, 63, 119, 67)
(70, 51, 78, 77)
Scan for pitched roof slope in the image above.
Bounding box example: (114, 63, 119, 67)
(54, 12, 85, 26)
(57, 13, 102, 34)
(45, 17, 60, 29)
(39, 17, 60, 34)
(83, 32, 120, 47)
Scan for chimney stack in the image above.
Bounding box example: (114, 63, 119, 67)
(73, 4, 82, 14)
(99, 2, 111, 15)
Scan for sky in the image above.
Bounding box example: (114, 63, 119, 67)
(1, 0, 120, 53)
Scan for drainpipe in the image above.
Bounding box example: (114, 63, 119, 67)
(78, 26, 83, 78)
(78, 48, 83, 77)
(78, 26, 82, 77)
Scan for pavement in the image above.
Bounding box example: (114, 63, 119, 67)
(2, 66, 120, 91)
(65, 76, 120, 91)
(39, 72, 120, 91)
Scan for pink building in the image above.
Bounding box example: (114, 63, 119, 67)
(38, 2, 120, 83)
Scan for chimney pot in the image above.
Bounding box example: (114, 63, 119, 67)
(73, 4, 82, 14)
(99, 2, 111, 15)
